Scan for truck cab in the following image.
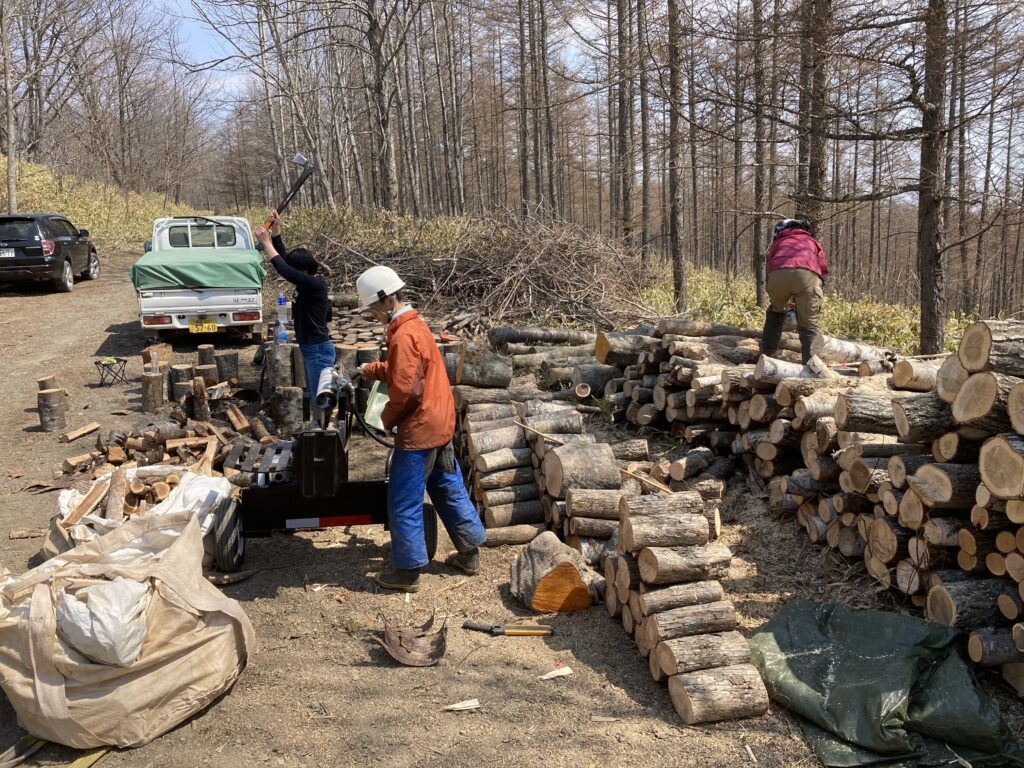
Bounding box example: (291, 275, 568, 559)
(130, 216, 265, 341)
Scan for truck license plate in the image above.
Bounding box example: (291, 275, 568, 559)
(189, 319, 218, 333)
(0, 249, 14, 258)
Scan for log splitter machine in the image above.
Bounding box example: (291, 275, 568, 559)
(209, 367, 438, 572)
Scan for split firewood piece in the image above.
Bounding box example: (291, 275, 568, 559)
(104, 467, 128, 522)
(61, 480, 111, 528)
(63, 451, 100, 473)
(509, 531, 603, 612)
(192, 376, 211, 421)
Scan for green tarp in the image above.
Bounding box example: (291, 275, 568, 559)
(749, 601, 1023, 767)
(129, 249, 266, 290)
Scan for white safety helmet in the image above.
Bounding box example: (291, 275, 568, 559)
(356, 265, 406, 310)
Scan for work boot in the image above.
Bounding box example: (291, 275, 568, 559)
(760, 307, 786, 357)
(799, 328, 820, 365)
(372, 568, 421, 593)
(444, 548, 480, 576)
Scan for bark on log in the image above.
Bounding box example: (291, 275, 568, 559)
(566, 489, 630, 520)
(1007, 382, 1024, 435)
(614, 554, 641, 603)
(637, 544, 732, 585)
(968, 628, 1024, 666)
(475, 447, 534, 473)
(668, 448, 715, 482)
(270, 386, 303, 437)
(639, 580, 725, 617)
(571, 363, 621, 394)
(958, 319, 1024, 376)
(619, 492, 705, 520)
(489, 326, 598, 350)
(888, 454, 936, 489)
(140, 371, 165, 414)
(195, 363, 219, 387)
(595, 332, 644, 366)
(522, 410, 585, 436)
(567, 534, 618, 566)
(952, 371, 1022, 434)
(775, 377, 860, 407)
(481, 483, 540, 507)
(457, 346, 513, 388)
(484, 500, 545, 527)
(754, 356, 810, 384)
(468, 425, 527, 458)
(891, 358, 943, 392)
(793, 392, 837, 423)
(568, 517, 618, 538)
(169, 363, 196, 390)
(979, 433, 1024, 499)
(656, 631, 750, 676)
(909, 463, 981, 507)
(37, 388, 67, 432)
(667, 664, 769, 725)
(931, 431, 980, 463)
(542, 443, 621, 498)
(611, 439, 650, 462)
(835, 393, 901, 436)
(643, 600, 737, 647)
(620, 514, 709, 553)
(192, 376, 212, 421)
(892, 393, 955, 443)
(478, 466, 537, 491)
(483, 522, 545, 547)
(215, 351, 240, 383)
(927, 578, 1015, 629)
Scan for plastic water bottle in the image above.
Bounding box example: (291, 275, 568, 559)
(276, 293, 290, 324)
(275, 319, 288, 344)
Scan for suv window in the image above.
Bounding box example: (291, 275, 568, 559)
(50, 219, 78, 237)
(0, 218, 40, 241)
(167, 223, 236, 248)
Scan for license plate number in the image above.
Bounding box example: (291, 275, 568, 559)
(0, 249, 14, 258)
(189, 320, 218, 333)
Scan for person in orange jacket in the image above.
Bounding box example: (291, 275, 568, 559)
(356, 265, 487, 592)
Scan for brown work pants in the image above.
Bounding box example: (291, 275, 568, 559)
(766, 268, 823, 332)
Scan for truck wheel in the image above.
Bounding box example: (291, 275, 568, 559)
(213, 497, 245, 573)
(53, 260, 74, 293)
(81, 252, 100, 280)
(249, 323, 263, 344)
(424, 502, 438, 561)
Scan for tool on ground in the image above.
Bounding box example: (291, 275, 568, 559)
(462, 620, 555, 637)
(263, 153, 317, 230)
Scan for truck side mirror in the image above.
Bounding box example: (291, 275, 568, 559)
(144, 241, 152, 252)
(78, 228, 90, 238)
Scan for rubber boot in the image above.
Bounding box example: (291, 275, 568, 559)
(372, 568, 421, 593)
(799, 328, 820, 365)
(444, 548, 480, 576)
(760, 307, 786, 357)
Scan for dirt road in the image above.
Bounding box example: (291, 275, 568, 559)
(0, 256, 1018, 767)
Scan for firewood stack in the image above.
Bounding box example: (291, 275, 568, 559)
(606, 488, 769, 724)
(583, 316, 1024, 696)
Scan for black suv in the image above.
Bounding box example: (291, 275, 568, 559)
(0, 213, 99, 292)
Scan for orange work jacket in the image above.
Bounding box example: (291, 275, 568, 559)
(362, 309, 456, 450)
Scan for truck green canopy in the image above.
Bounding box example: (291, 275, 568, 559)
(129, 249, 266, 290)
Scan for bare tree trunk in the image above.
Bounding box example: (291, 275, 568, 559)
(972, 28, 999, 314)
(637, 0, 651, 275)
(668, 0, 687, 313)
(2, 13, 16, 214)
(517, 0, 530, 217)
(917, 0, 949, 355)
(752, 0, 768, 306)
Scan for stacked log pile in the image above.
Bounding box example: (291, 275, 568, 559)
(606, 489, 769, 724)
(577, 317, 1024, 695)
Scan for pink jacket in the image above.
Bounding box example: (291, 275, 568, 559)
(767, 228, 829, 281)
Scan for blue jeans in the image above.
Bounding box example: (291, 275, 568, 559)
(299, 341, 336, 402)
(388, 448, 487, 570)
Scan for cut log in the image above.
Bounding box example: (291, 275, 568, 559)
(489, 326, 597, 349)
(484, 500, 545, 527)
(508, 532, 601, 612)
(922, 517, 963, 547)
(979, 434, 1024, 499)
(195, 363, 219, 387)
(192, 376, 211, 421)
(643, 600, 737, 647)
(141, 371, 164, 414)
(566, 489, 629, 520)
(36, 374, 58, 391)
(169, 363, 196, 390)
(475, 447, 534, 473)
(542, 443, 621, 499)
(888, 454, 936, 489)
(614, 554, 641, 603)
(468, 425, 527, 458)
(511, 345, 595, 368)
(936, 353, 970, 403)
(637, 544, 732, 585)
(892, 393, 955, 443)
(215, 350, 240, 383)
(610, 439, 650, 462)
(567, 517, 618, 538)
(668, 447, 715, 482)
(932, 431, 980, 463)
(869, 517, 912, 563)
(667, 664, 769, 725)
(811, 335, 886, 363)
(656, 631, 750, 676)
(952, 371, 1022, 434)
(892, 358, 944, 392)
(456, 345, 513, 388)
(533, 433, 596, 459)
(478, 466, 536, 490)
(483, 522, 545, 547)
(754, 355, 809, 384)
(909, 463, 981, 507)
(927, 579, 1014, 629)
(37, 388, 67, 432)
(596, 331, 644, 366)
(619, 492, 705, 520)
(958, 319, 1024, 375)
(571, 363, 621, 394)
(104, 467, 128, 522)
(835, 393, 901, 436)
(620, 514, 709, 553)
(270, 386, 303, 437)
(522, 410, 585, 435)
(968, 628, 1024, 666)
(639, 581, 725, 617)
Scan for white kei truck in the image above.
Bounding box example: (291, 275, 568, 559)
(129, 216, 265, 341)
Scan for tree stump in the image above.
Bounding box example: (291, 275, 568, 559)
(509, 531, 602, 612)
(37, 388, 67, 432)
(667, 664, 770, 724)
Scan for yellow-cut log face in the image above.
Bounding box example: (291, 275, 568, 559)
(529, 561, 592, 613)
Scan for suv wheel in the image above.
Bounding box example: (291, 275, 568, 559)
(82, 252, 100, 280)
(54, 260, 74, 293)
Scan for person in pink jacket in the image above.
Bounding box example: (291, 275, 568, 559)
(760, 218, 830, 363)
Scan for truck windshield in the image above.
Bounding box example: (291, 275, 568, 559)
(0, 218, 39, 241)
(167, 223, 236, 248)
